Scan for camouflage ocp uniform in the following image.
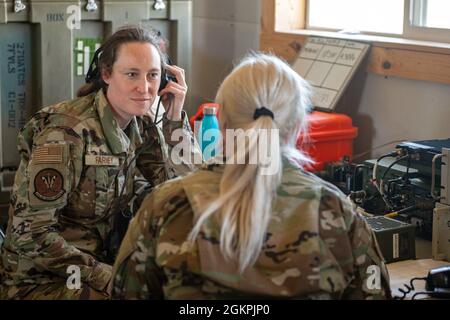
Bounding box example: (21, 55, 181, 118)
(0, 89, 201, 300)
(111, 159, 391, 300)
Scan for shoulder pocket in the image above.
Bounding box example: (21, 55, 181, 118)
(28, 143, 71, 210)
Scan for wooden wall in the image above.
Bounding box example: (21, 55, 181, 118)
(260, 0, 450, 85)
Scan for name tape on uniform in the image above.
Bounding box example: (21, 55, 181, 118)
(85, 155, 120, 166)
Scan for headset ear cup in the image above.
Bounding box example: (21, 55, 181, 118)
(85, 46, 103, 83)
(159, 69, 167, 94)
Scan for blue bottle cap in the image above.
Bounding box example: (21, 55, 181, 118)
(203, 107, 217, 115)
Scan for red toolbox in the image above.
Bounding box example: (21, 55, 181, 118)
(298, 111, 358, 171)
(191, 106, 357, 172)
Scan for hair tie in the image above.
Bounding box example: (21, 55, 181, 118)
(253, 106, 274, 120)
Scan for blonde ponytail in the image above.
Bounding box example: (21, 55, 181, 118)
(189, 116, 281, 272)
(189, 53, 311, 272)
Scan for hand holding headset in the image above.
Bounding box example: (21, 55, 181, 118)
(154, 59, 178, 127)
(158, 58, 178, 94)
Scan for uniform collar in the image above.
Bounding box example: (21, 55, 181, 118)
(94, 90, 143, 155)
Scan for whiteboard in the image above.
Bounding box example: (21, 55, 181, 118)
(292, 37, 370, 111)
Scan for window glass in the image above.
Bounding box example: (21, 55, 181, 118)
(308, 0, 404, 34)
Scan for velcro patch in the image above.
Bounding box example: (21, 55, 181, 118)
(33, 168, 65, 201)
(85, 155, 120, 166)
(33, 145, 63, 164)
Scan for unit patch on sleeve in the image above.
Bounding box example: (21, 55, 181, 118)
(33, 168, 66, 201)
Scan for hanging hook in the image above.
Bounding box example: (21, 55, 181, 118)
(153, 0, 166, 11)
(86, 0, 98, 12)
(14, 0, 26, 13)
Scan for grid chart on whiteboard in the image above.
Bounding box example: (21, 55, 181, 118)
(292, 37, 370, 111)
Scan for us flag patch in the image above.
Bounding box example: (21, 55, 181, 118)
(33, 145, 63, 164)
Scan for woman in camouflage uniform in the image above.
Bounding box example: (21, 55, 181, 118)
(0, 26, 200, 299)
(111, 53, 391, 299)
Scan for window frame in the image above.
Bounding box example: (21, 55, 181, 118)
(266, 0, 450, 86)
(301, 0, 450, 44)
(404, 0, 450, 43)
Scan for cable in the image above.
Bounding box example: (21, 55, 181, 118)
(384, 212, 398, 219)
(144, 96, 165, 130)
(384, 205, 416, 218)
(102, 95, 168, 220)
(370, 152, 398, 211)
(109, 93, 178, 215)
(372, 152, 397, 181)
(379, 155, 410, 195)
(353, 139, 406, 161)
(394, 277, 427, 300)
(101, 96, 173, 259)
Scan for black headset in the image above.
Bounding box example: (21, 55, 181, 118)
(158, 56, 177, 94)
(85, 46, 103, 84)
(158, 68, 169, 94)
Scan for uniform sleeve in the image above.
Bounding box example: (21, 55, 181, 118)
(319, 190, 391, 299)
(110, 180, 190, 299)
(110, 188, 165, 300)
(136, 111, 202, 187)
(343, 209, 392, 299)
(134, 125, 168, 187)
(9, 126, 111, 292)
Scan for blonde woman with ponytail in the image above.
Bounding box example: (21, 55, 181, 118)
(112, 53, 391, 300)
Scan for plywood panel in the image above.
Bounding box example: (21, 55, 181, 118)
(275, 0, 306, 31)
(260, 33, 306, 62)
(368, 46, 450, 85)
(261, 0, 275, 35)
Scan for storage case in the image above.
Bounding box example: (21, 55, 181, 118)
(298, 111, 358, 171)
(190, 107, 357, 173)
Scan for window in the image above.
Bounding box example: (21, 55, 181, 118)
(308, 0, 404, 35)
(296, 0, 450, 43)
(411, 0, 450, 29)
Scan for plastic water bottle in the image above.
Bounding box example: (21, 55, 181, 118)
(199, 106, 220, 161)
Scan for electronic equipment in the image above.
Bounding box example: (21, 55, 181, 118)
(364, 216, 416, 263)
(396, 138, 450, 167)
(318, 139, 450, 241)
(425, 266, 450, 298)
(396, 265, 450, 299)
(316, 138, 450, 264)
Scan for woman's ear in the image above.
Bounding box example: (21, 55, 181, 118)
(101, 68, 111, 85)
(220, 120, 228, 135)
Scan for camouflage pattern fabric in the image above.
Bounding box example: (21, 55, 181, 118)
(1, 282, 109, 300)
(0, 89, 201, 300)
(111, 159, 391, 300)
